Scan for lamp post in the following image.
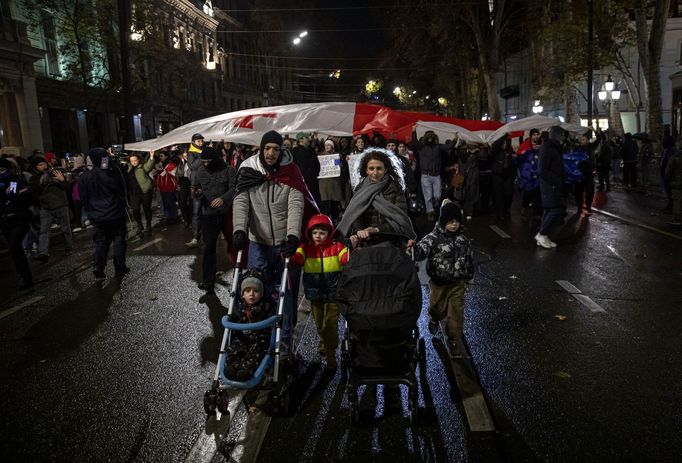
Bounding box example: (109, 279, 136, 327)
(532, 100, 543, 114)
(597, 74, 623, 134)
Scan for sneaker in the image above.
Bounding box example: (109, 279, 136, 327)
(185, 238, 199, 248)
(33, 254, 49, 263)
(535, 234, 556, 249)
(73, 227, 83, 232)
(428, 318, 438, 335)
(84, 219, 91, 227)
(93, 269, 106, 280)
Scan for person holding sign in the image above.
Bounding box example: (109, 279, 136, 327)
(318, 139, 344, 223)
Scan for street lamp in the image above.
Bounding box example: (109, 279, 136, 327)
(292, 37, 301, 45)
(598, 76, 622, 133)
(532, 100, 543, 114)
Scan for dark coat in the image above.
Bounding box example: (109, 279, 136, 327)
(413, 223, 474, 285)
(29, 172, 68, 210)
(411, 131, 449, 176)
(193, 160, 236, 216)
(539, 138, 566, 209)
(0, 173, 33, 226)
(78, 164, 126, 224)
(292, 145, 321, 203)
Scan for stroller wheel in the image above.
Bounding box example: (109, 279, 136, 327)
(216, 390, 230, 415)
(203, 390, 217, 416)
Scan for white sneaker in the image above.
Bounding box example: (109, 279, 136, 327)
(185, 238, 199, 248)
(535, 234, 556, 249)
(73, 227, 83, 232)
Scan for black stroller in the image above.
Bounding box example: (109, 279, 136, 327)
(203, 251, 297, 418)
(336, 233, 425, 425)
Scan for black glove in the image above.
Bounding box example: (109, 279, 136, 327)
(232, 230, 247, 250)
(281, 235, 299, 258)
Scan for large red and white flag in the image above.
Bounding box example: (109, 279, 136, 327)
(124, 102, 506, 152)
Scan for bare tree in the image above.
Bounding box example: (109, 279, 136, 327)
(634, 0, 671, 146)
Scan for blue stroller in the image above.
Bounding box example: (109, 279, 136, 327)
(203, 251, 296, 417)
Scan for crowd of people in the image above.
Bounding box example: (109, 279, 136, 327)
(2, 124, 681, 371)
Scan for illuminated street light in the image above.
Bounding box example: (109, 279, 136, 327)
(299, 31, 308, 38)
(293, 37, 301, 45)
(532, 100, 543, 114)
(604, 75, 615, 92)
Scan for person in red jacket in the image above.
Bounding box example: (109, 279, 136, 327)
(291, 214, 349, 369)
(156, 153, 179, 224)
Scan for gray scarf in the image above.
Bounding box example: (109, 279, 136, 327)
(336, 176, 416, 239)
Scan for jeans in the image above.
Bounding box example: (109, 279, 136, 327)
(39, 207, 73, 255)
(420, 174, 441, 213)
(93, 219, 127, 273)
(192, 198, 202, 239)
(539, 206, 565, 235)
(130, 190, 153, 229)
(248, 240, 302, 346)
(178, 178, 192, 225)
(574, 175, 595, 212)
(200, 215, 228, 287)
(160, 191, 178, 221)
(1, 223, 32, 285)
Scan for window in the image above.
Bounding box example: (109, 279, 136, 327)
(42, 12, 60, 76)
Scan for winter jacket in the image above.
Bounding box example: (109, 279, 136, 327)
(187, 143, 203, 184)
(232, 151, 304, 246)
(29, 172, 68, 210)
(665, 151, 682, 190)
(412, 222, 474, 285)
(225, 300, 274, 382)
(155, 162, 178, 193)
(517, 149, 540, 192)
(0, 173, 33, 226)
(411, 131, 449, 176)
(621, 137, 638, 162)
(292, 145, 321, 202)
(539, 138, 566, 209)
(78, 164, 126, 224)
(352, 177, 407, 233)
(291, 215, 349, 301)
(127, 156, 155, 194)
(192, 160, 237, 216)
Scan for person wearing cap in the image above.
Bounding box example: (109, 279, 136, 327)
(409, 199, 474, 352)
(0, 158, 35, 289)
(233, 130, 319, 349)
(192, 145, 237, 293)
(292, 132, 321, 204)
(78, 147, 129, 279)
(185, 133, 205, 248)
(29, 155, 74, 262)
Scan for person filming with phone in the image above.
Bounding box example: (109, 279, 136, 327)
(78, 147, 129, 279)
(0, 158, 35, 290)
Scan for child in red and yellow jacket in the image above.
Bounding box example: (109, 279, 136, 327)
(291, 214, 349, 369)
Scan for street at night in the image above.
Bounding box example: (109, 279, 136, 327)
(1, 187, 680, 462)
(3, 0, 682, 462)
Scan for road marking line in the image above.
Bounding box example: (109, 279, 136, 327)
(593, 207, 682, 240)
(228, 405, 272, 463)
(132, 237, 163, 251)
(555, 280, 582, 294)
(571, 293, 606, 313)
(0, 296, 45, 321)
(489, 225, 511, 238)
(185, 390, 245, 463)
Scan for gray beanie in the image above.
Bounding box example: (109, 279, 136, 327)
(241, 277, 264, 295)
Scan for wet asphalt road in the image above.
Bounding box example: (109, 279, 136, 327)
(1, 188, 681, 462)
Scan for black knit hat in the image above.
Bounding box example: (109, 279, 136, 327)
(260, 130, 283, 154)
(439, 201, 463, 227)
(30, 155, 47, 168)
(191, 133, 204, 142)
(200, 146, 219, 161)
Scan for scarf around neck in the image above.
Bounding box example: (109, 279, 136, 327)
(336, 175, 415, 239)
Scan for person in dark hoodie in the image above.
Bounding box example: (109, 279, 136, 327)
(292, 132, 321, 204)
(192, 145, 237, 293)
(78, 147, 129, 279)
(0, 158, 35, 289)
(536, 126, 568, 249)
(411, 125, 450, 221)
